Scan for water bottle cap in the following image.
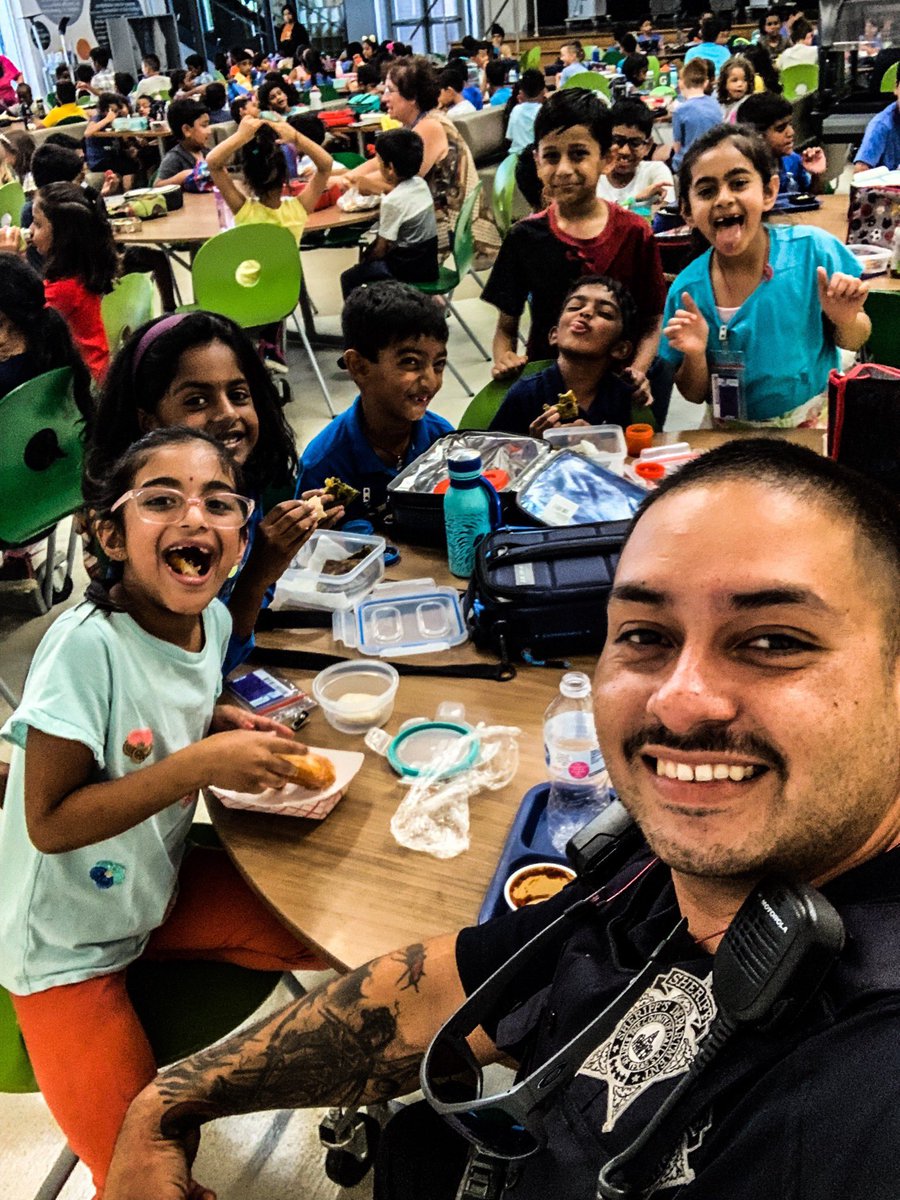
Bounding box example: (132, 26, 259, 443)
(448, 453, 483, 477)
(559, 671, 592, 699)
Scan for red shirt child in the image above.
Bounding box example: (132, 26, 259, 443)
(44, 277, 110, 383)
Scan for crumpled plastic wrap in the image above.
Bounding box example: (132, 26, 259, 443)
(336, 187, 382, 211)
(389, 724, 522, 858)
(390, 433, 547, 495)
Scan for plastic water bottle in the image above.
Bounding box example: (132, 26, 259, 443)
(544, 672, 611, 854)
(669, 64, 679, 89)
(309, 85, 322, 110)
(443, 453, 500, 578)
(213, 186, 233, 229)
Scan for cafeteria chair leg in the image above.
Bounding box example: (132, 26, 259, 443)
(448, 302, 491, 362)
(445, 357, 474, 397)
(33, 1145, 78, 1200)
(290, 313, 337, 418)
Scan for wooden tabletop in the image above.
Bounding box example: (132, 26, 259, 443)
(111, 191, 377, 245)
(771, 193, 900, 292)
(209, 427, 826, 972)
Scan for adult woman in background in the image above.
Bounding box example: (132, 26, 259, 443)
(276, 5, 308, 59)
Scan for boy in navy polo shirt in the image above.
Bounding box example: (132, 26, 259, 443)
(490, 275, 636, 436)
(297, 283, 453, 524)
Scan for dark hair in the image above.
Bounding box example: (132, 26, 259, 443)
(342, 282, 448, 359)
(717, 54, 755, 103)
(485, 59, 507, 88)
(96, 90, 127, 116)
(560, 273, 637, 347)
(678, 124, 777, 209)
(515, 142, 543, 209)
(55, 65, 72, 81)
(739, 91, 792, 132)
(742, 42, 782, 93)
(620, 33, 638, 54)
(185, 53, 206, 70)
(489, 23, 505, 37)
(287, 112, 325, 144)
(375, 127, 424, 179)
(142, 53, 161, 71)
(55, 81, 77, 105)
(31, 143, 82, 186)
(90, 46, 111, 68)
(624, 439, 900, 657)
(205, 81, 226, 110)
(169, 68, 187, 94)
(612, 23, 628, 43)
(300, 46, 324, 79)
(460, 35, 478, 54)
(759, 7, 781, 31)
(519, 67, 545, 100)
(610, 97, 653, 137)
(74, 65, 93, 85)
(87, 312, 297, 494)
(357, 62, 381, 89)
(621, 54, 647, 84)
(114, 71, 136, 96)
(388, 56, 440, 114)
(438, 67, 464, 93)
(241, 123, 287, 196)
(790, 16, 812, 42)
(3, 129, 35, 180)
(258, 79, 290, 110)
(0, 256, 93, 420)
(230, 94, 254, 123)
(534, 87, 612, 154)
(43, 132, 82, 151)
(36, 182, 118, 294)
(700, 16, 722, 41)
(168, 98, 208, 139)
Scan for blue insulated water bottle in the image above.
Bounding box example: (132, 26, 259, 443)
(443, 453, 502, 578)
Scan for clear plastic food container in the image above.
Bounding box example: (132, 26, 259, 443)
(543, 424, 627, 474)
(273, 530, 386, 612)
(332, 581, 467, 657)
(312, 660, 400, 733)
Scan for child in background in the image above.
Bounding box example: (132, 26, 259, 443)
(598, 99, 674, 207)
(753, 8, 790, 60)
(438, 67, 477, 117)
(558, 40, 587, 85)
(683, 16, 732, 74)
(620, 54, 649, 95)
(133, 53, 172, 100)
(486, 59, 512, 106)
(490, 275, 636, 436)
(0, 128, 35, 190)
(740, 92, 827, 195)
(85, 311, 335, 669)
(27, 181, 116, 381)
(227, 47, 259, 101)
(84, 92, 138, 188)
(298, 282, 453, 525)
(716, 54, 755, 120)
(853, 78, 900, 172)
(258, 78, 302, 119)
(204, 80, 231, 123)
(637, 17, 663, 55)
(156, 99, 211, 188)
(776, 17, 819, 69)
(504, 68, 545, 154)
(230, 92, 261, 123)
(340, 128, 438, 296)
(89, 46, 115, 93)
(115, 71, 136, 98)
(41, 81, 85, 128)
(671, 58, 722, 171)
(482, 89, 668, 417)
(660, 125, 868, 427)
(0, 426, 327, 1200)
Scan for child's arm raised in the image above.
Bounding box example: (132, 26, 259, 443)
(663, 291, 710, 405)
(816, 267, 871, 351)
(270, 120, 333, 212)
(206, 116, 260, 214)
(491, 312, 528, 379)
(85, 108, 116, 137)
(24, 725, 299, 854)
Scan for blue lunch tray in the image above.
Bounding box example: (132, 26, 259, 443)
(478, 783, 569, 923)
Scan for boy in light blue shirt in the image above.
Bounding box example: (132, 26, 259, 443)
(684, 17, 732, 76)
(671, 58, 723, 171)
(854, 79, 900, 172)
(505, 68, 546, 154)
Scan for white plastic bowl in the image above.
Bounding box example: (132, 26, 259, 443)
(504, 861, 576, 910)
(312, 659, 400, 734)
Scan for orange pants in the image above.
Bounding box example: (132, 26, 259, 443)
(12, 846, 326, 1198)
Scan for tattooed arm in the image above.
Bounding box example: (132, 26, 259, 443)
(105, 932, 495, 1200)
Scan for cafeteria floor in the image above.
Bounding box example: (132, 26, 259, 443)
(0, 244, 707, 1199)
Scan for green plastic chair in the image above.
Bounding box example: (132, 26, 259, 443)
(411, 182, 489, 395)
(458, 359, 551, 429)
(602, 47, 621, 65)
(101, 272, 155, 356)
(319, 84, 338, 101)
(332, 150, 367, 168)
(56, 115, 88, 126)
(0, 179, 25, 224)
(189, 223, 335, 414)
(520, 45, 542, 72)
(561, 71, 610, 97)
(492, 152, 520, 238)
(646, 54, 661, 85)
(780, 62, 819, 100)
(650, 84, 677, 98)
(880, 61, 898, 92)
(583, 45, 598, 61)
(864, 290, 900, 367)
(732, 36, 750, 47)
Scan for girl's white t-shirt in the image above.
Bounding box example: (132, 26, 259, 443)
(0, 600, 231, 995)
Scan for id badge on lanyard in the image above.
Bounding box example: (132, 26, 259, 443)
(710, 323, 746, 422)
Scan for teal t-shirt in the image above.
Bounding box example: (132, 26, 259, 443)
(659, 224, 862, 422)
(0, 600, 231, 995)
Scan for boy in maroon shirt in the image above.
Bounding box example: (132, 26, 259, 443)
(482, 89, 670, 418)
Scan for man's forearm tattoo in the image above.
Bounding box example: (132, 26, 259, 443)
(393, 943, 426, 992)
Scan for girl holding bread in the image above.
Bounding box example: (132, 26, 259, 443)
(0, 427, 333, 1200)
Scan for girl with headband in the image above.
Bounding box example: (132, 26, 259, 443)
(84, 311, 342, 670)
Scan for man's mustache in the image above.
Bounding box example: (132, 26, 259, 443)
(622, 724, 787, 778)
